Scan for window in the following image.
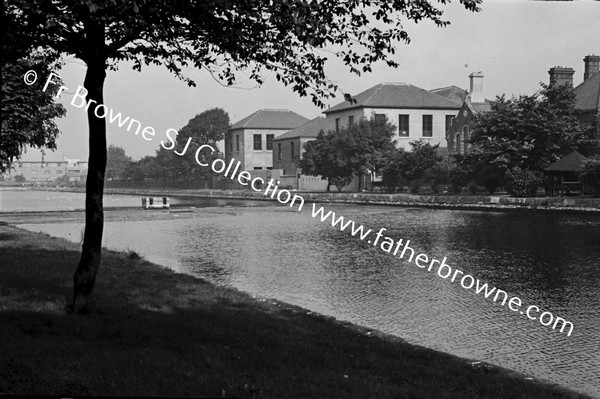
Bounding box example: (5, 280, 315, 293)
(463, 126, 469, 154)
(348, 115, 354, 126)
(44, 170, 51, 174)
(422, 115, 433, 137)
(278, 143, 282, 161)
(398, 114, 409, 136)
(253, 134, 262, 150)
(56, 170, 63, 174)
(335, 118, 341, 132)
(236, 135, 240, 152)
(374, 113, 386, 123)
(266, 167, 273, 170)
(266, 134, 274, 150)
(445, 115, 455, 134)
(253, 167, 263, 170)
(291, 142, 295, 159)
(229, 138, 233, 153)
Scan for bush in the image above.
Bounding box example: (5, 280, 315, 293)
(449, 166, 468, 194)
(477, 166, 504, 194)
(467, 182, 478, 195)
(409, 180, 421, 194)
(506, 168, 542, 197)
(581, 158, 600, 196)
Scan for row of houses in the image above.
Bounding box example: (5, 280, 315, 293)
(4, 56, 598, 189)
(3, 156, 88, 183)
(225, 54, 600, 191)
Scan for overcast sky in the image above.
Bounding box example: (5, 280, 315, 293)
(20, 0, 600, 162)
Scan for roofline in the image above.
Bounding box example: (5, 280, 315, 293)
(429, 85, 466, 92)
(323, 104, 462, 114)
(228, 126, 298, 132)
(273, 133, 322, 141)
(272, 136, 302, 141)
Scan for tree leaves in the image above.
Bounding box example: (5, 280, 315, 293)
(6, 0, 481, 108)
(468, 83, 598, 173)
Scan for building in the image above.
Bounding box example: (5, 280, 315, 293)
(224, 109, 309, 173)
(545, 55, 600, 137)
(573, 55, 600, 136)
(3, 156, 88, 183)
(271, 116, 332, 191)
(322, 82, 463, 152)
(447, 72, 492, 155)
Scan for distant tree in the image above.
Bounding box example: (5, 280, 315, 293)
(299, 130, 354, 192)
(342, 116, 397, 191)
(105, 145, 132, 180)
(382, 140, 441, 192)
(468, 83, 598, 174)
(123, 156, 155, 183)
(160, 108, 229, 183)
(1, 52, 66, 173)
(6, 0, 480, 312)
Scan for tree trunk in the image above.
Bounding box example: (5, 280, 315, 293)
(357, 173, 362, 192)
(326, 180, 331, 192)
(72, 22, 107, 314)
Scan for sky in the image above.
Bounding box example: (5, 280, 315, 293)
(19, 0, 600, 162)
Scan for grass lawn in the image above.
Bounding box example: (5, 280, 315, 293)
(0, 224, 591, 398)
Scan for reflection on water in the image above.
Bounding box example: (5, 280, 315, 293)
(12, 196, 600, 397)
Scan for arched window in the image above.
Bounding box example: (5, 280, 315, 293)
(463, 126, 469, 154)
(455, 133, 461, 154)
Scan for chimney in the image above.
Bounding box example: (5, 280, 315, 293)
(584, 55, 600, 81)
(469, 72, 484, 103)
(548, 66, 574, 87)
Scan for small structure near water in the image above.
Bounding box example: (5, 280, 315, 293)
(141, 197, 170, 209)
(544, 151, 589, 196)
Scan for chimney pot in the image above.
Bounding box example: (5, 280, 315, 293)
(548, 66, 574, 87)
(584, 55, 600, 81)
(469, 72, 484, 103)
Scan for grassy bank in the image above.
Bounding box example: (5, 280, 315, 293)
(0, 224, 591, 398)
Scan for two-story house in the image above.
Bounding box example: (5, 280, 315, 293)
(322, 82, 463, 154)
(574, 55, 600, 137)
(271, 116, 330, 190)
(224, 109, 309, 174)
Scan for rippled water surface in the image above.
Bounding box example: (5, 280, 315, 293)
(6, 191, 600, 396)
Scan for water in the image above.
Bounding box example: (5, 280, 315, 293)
(3, 189, 599, 396)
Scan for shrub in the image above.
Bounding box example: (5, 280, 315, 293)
(506, 168, 542, 197)
(467, 182, 478, 195)
(449, 166, 468, 194)
(581, 158, 600, 196)
(477, 166, 504, 194)
(409, 180, 421, 194)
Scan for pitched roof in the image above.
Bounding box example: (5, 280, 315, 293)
(324, 82, 462, 114)
(574, 72, 600, 111)
(466, 98, 492, 114)
(544, 151, 589, 172)
(274, 117, 328, 141)
(230, 109, 309, 130)
(429, 85, 468, 105)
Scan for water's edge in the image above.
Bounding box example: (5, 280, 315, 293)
(25, 187, 600, 214)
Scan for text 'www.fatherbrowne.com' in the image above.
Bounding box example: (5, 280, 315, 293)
(310, 203, 575, 337)
(26, 69, 574, 338)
